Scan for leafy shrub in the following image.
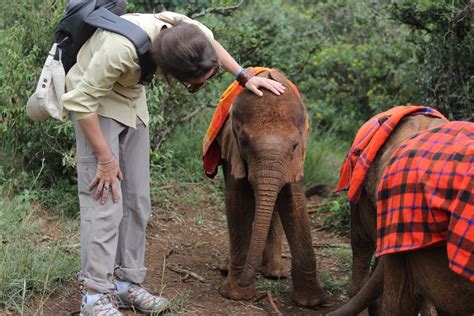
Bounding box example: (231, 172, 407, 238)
(313, 193, 351, 236)
(0, 1, 76, 191)
(391, 0, 473, 121)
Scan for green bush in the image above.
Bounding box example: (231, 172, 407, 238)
(391, 0, 473, 121)
(0, 1, 76, 190)
(313, 193, 351, 236)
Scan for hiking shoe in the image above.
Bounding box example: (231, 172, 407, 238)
(80, 294, 122, 316)
(116, 284, 169, 314)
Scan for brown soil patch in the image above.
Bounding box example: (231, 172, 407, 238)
(28, 183, 350, 315)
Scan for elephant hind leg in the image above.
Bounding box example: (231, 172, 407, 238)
(261, 211, 288, 279)
(408, 247, 474, 315)
(350, 194, 376, 296)
(383, 254, 422, 316)
(219, 213, 288, 280)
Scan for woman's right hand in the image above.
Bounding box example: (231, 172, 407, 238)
(88, 158, 123, 204)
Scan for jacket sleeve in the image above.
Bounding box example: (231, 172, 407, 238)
(154, 11, 214, 42)
(62, 32, 139, 120)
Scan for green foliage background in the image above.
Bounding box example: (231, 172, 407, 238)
(1, 0, 472, 194)
(0, 0, 472, 312)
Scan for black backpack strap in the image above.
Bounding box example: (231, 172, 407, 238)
(85, 7, 157, 85)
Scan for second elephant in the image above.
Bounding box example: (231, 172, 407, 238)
(329, 109, 447, 315)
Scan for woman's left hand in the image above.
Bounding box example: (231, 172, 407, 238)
(245, 76, 286, 97)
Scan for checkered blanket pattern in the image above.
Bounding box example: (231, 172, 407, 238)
(375, 121, 474, 282)
(335, 106, 447, 204)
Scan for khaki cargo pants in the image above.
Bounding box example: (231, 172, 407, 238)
(73, 114, 151, 293)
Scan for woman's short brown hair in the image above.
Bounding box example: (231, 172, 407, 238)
(151, 23, 219, 82)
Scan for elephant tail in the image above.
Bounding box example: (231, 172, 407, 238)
(327, 259, 384, 316)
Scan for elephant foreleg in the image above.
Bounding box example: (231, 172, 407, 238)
(276, 183, 326, 307)
(220, 212, 287, 280)
(219, 173, 256, 300)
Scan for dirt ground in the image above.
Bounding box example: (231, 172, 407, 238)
(29, 183, 351, 315)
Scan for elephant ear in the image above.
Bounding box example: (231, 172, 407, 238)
(285, 112, 308, 183)
(216, 117, 247, 179)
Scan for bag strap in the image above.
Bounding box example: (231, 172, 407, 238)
(85, 7, 157, 85)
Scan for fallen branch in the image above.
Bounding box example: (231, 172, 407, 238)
(313, 242, 350, 249)
(194, 241, 209, 248)
(241, 302, 265, 312)
(253, 292, 267, 302)
(157, 215, 176, 221)
(190, 0, 244, 18)
(181, 274, 191, 282)
(165, 249, 175, 259)
(267, 291, 283, 316)
(155, 184, 175, 190)
(167, 265, 206, 283)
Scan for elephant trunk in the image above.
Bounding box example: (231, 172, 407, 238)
(239, 166, 283, 287)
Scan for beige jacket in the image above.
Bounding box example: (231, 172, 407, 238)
(62, 12, 214, 128)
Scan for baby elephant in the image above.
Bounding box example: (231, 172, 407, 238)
(330, 107, 448, 315)
(375, 121, 474, 315)
(215, 69, 326, 307)
(331, 114, 474, 315)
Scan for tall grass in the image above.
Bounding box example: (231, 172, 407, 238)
(0, 192, 79, 314)
(304, 134, 351, 236)
(303, 133, 349, 188)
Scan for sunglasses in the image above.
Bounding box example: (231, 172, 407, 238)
(181, 65, 221, 93)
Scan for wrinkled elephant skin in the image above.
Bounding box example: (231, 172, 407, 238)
(216, 69, 326, 307)
(329, 115, 448, 316)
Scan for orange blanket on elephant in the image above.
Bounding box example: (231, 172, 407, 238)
(375, 121, 474, 282)
(202, 67, 301, 178)
(335, 106, 448, 204)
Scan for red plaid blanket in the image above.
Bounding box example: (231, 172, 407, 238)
(335, 106, 447, 204)
(375, 121, 474, 282)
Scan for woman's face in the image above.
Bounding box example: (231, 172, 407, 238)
(181, 65, 221, 93)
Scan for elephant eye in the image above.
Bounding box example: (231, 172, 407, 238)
(239, 138, 250, 149)
(292, 142, 299, 151)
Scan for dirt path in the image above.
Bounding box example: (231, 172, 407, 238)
(33, 183, 351, 315)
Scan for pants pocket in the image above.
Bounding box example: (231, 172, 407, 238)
(76, 155, 98, 207)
